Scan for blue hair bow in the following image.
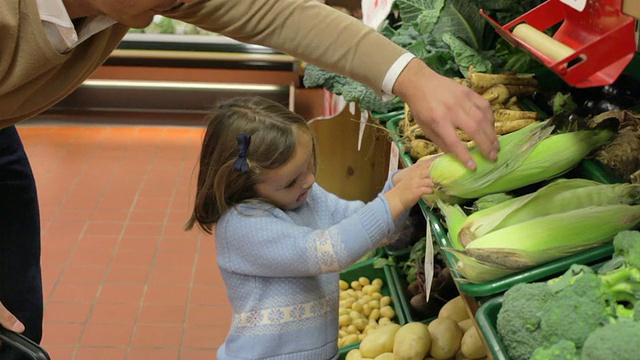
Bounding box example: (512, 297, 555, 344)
(233, 133, 251, 173)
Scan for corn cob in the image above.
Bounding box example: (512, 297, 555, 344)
(429, 123, 614, 200)
(458, 179, 640, 246)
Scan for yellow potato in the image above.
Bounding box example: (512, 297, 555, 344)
(359, 323, 401, 358)
(428, 317, 463, 360)
(393, 322, 431, 360)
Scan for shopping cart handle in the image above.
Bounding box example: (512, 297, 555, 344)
(0, 327, 51, 360)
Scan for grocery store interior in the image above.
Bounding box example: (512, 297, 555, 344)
(8, 0, 640, 360)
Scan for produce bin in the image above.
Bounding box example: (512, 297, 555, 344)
(338, 258, 408, 358)
(385, 116, 624, 297)
(475, 296, 509, 360)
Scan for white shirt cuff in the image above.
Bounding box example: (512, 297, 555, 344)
(380, 53, 416, 101)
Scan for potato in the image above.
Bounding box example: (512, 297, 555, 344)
(428, 317, 463, 360)
(345, 349, 365, 360)
(374, 353, 394, 360)
(438, 296, 469, 322)
(359, 323, 401, 358)
(393, 322, 431, 360)
(460, 326, 487, 359)
(457, 319, 474, 333)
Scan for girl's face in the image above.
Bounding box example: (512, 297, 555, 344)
(254, 131, 316, 210)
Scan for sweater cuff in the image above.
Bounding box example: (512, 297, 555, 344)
(359, 195, 395, 247)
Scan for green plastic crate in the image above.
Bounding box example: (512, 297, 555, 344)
(337, 259, 408, 358)
(475, 296, 509, 360)
(385, 116, 625, 297)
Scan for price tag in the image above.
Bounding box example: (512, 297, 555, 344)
(358, 110, 369, 151)
(388, 141, 399, 176)
(424, 216, 434, 302)
(560, 0, 586, 12)
(323, 89, 347, 117)
(361, 0, 395, 30)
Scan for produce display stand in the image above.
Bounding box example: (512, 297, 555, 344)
(337, 258, 409, 359)
(474, 296, 508, 360)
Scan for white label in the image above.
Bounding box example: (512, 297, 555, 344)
(388, 142, 399, 176)
(358, 110, 369, 151)
(424, 217, 434, 302)
(560, 0, 586, 12)
(361, 0, 395, 30)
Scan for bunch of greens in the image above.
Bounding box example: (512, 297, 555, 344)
(303, 0, 543, 113)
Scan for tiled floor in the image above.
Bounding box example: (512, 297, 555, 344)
(17, 122, 230, 360)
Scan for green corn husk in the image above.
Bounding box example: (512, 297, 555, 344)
(462, 204, 640, 270)
(458, 179, 640, 247)
(443, 248, 519, 283)
(429, 122, 614, 201)
(437, 199, 468, 250)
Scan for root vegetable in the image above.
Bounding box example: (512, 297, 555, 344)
(428, 317, 463, 359)
(481, 84, 510, 105)
(493, 109, 538, 122)
(373, 353, 394, 360)
(458, 318, 474, 333)
(495, 119, 539, 135)
(410, 139, 439, 159)
(359, 323, 401, 358)
(467, 65, 537, 89)
(393, 322, 432, 360)
(438, 296, 469, 322)
(460, 326, 487, 359)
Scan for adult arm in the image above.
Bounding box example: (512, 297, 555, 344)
(164, 0, 498, 168)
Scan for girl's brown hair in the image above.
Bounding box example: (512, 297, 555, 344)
(185, 97, 315, 234)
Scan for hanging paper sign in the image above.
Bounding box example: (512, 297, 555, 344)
(361, 0, 395, 30)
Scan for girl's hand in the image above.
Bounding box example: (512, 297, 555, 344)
(385, 156, 438, 219)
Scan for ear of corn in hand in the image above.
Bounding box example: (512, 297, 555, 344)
(428, 121, 614, 201)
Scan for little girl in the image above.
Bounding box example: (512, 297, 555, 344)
(186, 97, 435, 360)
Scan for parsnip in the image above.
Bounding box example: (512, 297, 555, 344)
(493, 109, 538, 122)
(495, 119, 539, 135)
(481, 84, 510, 105)
(410, 139, 439, 159)
(468, 65, 537, 89)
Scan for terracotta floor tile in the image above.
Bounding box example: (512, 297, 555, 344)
(154, 251, 197, 268)
(111, 250, 155, 268)
(45, 301, 93, 324)
(128, 347, 180, 360)
(76, 235, 119, 251)
(42, 345, 76, 360)
(98, 283, 145, 304)
(129, 209, 167, 223)
(75, 346, 128, 360)
(182, 326, 227, 349)
(89, 302, 140, 324)
(144, 284, 190, 305)
(117, 236, 160, 252)
(137, 304, 187, 325)
(20, 124, 236, 357)
(148, 266, 193, 285)
(131, 324, 184, 347)
(68, 249, 113, 268)
(122, 222, 164, 237)
(186, 305, 232, 327)
(50, 283, 100, 303)
(80, 323, 134, 347)
(105, 266, 150, 284)
(41, 322, 84, 346)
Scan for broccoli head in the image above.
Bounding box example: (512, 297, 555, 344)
(530, 340, 579, 360)
(497, 282, 552, 360)
(539, 268, 610, 348)
(612, 230, 640, 269)
(581, 320, 640, 360)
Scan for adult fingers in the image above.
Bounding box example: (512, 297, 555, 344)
(0, 301, 24, 333)
(463, 90, 498, 160)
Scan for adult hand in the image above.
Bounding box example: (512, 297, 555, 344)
(0, 300, 24, 334)
(393, 58, 499, 170)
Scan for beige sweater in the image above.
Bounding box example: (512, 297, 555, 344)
(0, 0, 407, 127)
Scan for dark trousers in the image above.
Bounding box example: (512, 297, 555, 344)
(0, 126, 43, 359)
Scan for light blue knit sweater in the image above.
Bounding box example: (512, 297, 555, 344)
(214, 178, 407, 360)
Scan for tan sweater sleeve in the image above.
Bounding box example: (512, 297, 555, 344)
(163, 0, 408, 95)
